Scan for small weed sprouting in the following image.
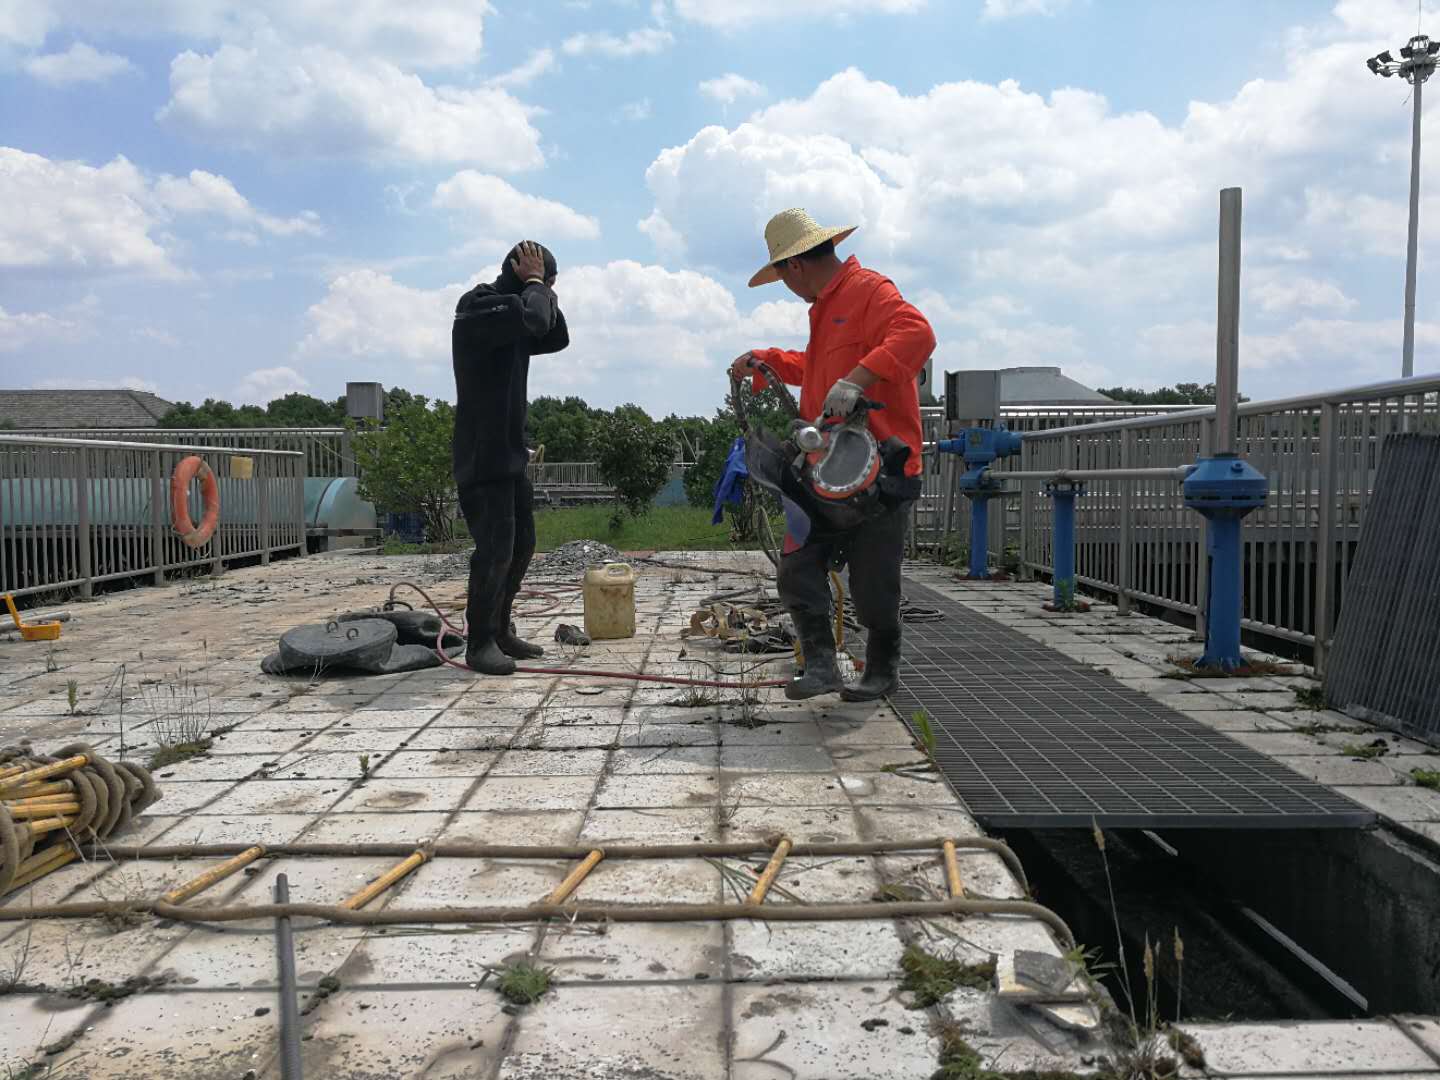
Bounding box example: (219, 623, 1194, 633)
(147, 739, 212, 770)
(65, 681, 78, 716)
(494, 961, 552, 1005)
(671, 687, 718, 709)
(45, 646, 59, 674)
(911, 710, 937, 763)
(144, 665, 216, 753)
(1341, 740, 1389, 760)
(358, 754, 372, 779)
(1, 926, 33, 994)
(715, 794, 742, 832)
(1411, 768, 1440, 791)
(1293, 686, 1326, 710)
(898, 944, 995, 1008)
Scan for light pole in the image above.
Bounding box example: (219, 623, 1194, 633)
(1369, 34, 1440, 379)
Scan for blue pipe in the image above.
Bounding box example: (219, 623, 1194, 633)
(1199, 515, 1245, 669)
(1048, 483, 1080, 609)
(968, 495, 990, 579)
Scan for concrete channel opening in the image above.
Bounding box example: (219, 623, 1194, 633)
(888, 576, 1440, 1024)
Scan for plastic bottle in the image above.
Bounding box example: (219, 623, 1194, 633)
(583, 562, 636, 640)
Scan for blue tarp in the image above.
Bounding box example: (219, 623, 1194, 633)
(711, 436, 749, 525)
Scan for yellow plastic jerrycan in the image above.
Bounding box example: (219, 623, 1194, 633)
(583, 562, 636, 641)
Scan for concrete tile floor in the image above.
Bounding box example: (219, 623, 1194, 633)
(2, 551, 1437, 1076)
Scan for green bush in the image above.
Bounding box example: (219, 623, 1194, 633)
(352, 398, 457, 542)
(593, 405, 675, 526)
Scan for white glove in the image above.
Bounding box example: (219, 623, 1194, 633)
(822, 379, 864, 418)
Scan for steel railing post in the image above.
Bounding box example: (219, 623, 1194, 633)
(1117, 430, 1134, 614)
(258, 454, 272, 566)
(150, 450, 166, 586)
(1313, 403, 1338, 675)
(75, 447, 92, 600)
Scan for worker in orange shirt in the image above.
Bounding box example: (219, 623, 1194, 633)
(731, 208, 935, 702)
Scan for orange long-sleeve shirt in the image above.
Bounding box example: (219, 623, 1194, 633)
(751, 256, 935, 477)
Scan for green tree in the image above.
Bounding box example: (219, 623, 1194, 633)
(592, 405, 675, 527)
(158, 398, 268, 427)
(264, 392, 346, 426)
(351, 397, 458, 542)
(1097, 382, 1219, 405)
(526, 396, 600, 461)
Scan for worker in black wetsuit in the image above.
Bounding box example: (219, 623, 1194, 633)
(452, 241, 569, 674)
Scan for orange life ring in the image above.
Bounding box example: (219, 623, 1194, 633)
(170, 455, 221, 549)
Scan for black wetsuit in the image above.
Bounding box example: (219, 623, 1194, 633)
(451, 245, 568, 655)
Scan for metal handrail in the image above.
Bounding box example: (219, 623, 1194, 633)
(1013, 373, 1440, 440)
(0, 435, 302, 457)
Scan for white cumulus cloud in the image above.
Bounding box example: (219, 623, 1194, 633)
(159, 34, 544, 169)
(0, 147, 321, 278)
(234, 365, 310, 404)
(2, 1, 491, 68)
(0, 305, 90, 351)
(698, 73, 766, 106)
(24, 42, 136, 84)
(981, 0, 1071, 19)
(670, 0, 925, 29)
(490, 48, 556, 89)
(561, 27, 674, 58)
(432, 173, 601, 249)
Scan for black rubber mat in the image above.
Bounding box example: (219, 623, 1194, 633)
(890, 578, 1376, 829)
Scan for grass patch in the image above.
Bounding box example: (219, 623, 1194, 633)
(494, 961, 552, 1005)
(534, 504, 773, 552)
(1164, 655, 1293, 680)
(1411, 768, 1440, 791)
(910, 709, 938, 763)
(934, 1022, 1089, 1079)
(1293, 686, 1327, 710)
(899, 944, 995, 1008)
(147, 738, 212, 770)
(1341, 740, 1389, 760)
(66, 974, 167, 1005)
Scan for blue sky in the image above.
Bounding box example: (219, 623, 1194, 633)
(2, 0, 1438, 416)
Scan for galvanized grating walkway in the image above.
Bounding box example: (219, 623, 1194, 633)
(890, 579, 1376, 829)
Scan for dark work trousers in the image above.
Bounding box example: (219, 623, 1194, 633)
(777, 504, 910, 646)
(458, 476, 536, 647)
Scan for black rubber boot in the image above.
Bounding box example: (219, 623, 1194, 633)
(786, 614, 843, 701)
(466, 639, 516, 676)
(841, 631, 901, 702)
(496, 596, 545, 660)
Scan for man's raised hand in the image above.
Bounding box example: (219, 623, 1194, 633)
(511, 241, 547, 284)
(729, 352, 757, 380)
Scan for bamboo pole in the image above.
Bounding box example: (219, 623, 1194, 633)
(24, 815, 77, 839)
(544, 850, 604, 905)
(6, 802, 81, 820)
(747, 838, 793, 906)
(941, 839, 966, 899)
(0, 755, 90, 794)
(5, 781, 74, 800)
(162, 847, 266, 905)
(341, 850, 428, 911)
(8, 845, 76, 891)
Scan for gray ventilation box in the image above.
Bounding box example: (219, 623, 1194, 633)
(346, 382, 385, 423)
(944, 370, 1001, 426)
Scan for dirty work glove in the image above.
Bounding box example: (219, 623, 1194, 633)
(823, 379, 865, 419)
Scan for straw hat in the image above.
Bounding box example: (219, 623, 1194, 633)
(748, 208, 857, 287)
